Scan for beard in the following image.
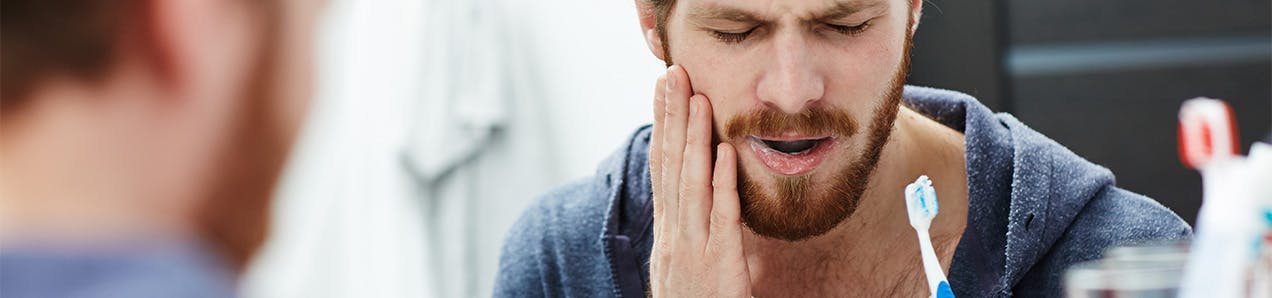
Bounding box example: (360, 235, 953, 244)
(194, 0, 294, 271)
(721, 31, 913, 242)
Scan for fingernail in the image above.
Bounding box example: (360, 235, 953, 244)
(716, 144, 727, 161)
(689, 97, 699, 116)
(666, 67, 677, 90)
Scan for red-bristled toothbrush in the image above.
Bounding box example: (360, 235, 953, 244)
(1177, 98, 1259, 298)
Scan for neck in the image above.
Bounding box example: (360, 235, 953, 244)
(744, 106, 969, 295)
(0, 77, 204, 245)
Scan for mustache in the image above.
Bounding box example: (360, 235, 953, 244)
(723, 106, 859, 140)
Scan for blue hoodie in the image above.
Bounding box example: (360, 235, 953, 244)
(494, 86, 1191, 297)
(0, 239, 235, 298)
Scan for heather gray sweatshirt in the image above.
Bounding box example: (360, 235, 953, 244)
(494, 86, 1191, 297)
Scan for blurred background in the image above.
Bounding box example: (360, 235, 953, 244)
(241, 0, 1270, 297)
(906, 0, 1271, 224)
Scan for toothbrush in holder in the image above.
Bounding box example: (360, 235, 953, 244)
(905, 175, 955, 298)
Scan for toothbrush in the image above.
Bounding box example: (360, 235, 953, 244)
(1177, 98, 1256, 298)
(904, 175, 954, 298)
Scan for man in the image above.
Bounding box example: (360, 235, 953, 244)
(495, 0, 1190, 296)
(0, 0, 321, 296)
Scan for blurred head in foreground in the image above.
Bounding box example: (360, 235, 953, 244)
(1, 0, 322, 275)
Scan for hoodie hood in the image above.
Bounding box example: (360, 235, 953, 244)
(585, 86, 1187, 297)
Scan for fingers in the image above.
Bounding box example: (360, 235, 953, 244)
(660, 65, 691, 243)
(709, 143, 752, 298)
(678, 94, 714, 248)
(650, 67, 753, 296)
(708, 143, 744, 255)
(650, 73, 667, 244)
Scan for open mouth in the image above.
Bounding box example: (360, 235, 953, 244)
(758, 138, 828, 155)
(748, 135, 835, 176)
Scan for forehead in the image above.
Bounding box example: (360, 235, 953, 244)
(681, 0, 893, 21)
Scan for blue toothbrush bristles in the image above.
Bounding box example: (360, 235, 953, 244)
(905, 175, 940, 228)
(904, 175, 954, 298)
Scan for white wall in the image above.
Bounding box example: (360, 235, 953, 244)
(503, 0, 664, 178)
(242, 0, 664, 297)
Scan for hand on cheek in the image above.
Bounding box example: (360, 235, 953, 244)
(649, 65, 751, 297)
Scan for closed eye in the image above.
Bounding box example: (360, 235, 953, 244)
(711, 27, 757, 44)
(825, 21, 870, 36)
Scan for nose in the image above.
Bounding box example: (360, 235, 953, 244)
(756, 30, 825, 115)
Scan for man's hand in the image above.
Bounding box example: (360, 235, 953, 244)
(649, 65, 751, 297)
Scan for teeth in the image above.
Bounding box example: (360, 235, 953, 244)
(761, 139, 821, 154)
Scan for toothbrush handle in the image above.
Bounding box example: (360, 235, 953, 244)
(916, 229, 948, 295)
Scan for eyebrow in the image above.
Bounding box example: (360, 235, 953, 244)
(686, 5, 761, 23)
(686, 0, 885, 24)
(811, 1, 885, 22)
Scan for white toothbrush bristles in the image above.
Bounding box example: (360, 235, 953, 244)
(905, 175, 954, 298)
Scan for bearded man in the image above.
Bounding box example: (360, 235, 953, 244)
(494, 0, 1190, 296)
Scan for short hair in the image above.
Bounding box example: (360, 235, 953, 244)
(644, 0, 676, 37)
(643, 0, 913, 65)
(642, 0, 676, 65)
(1, 0, 139, 110)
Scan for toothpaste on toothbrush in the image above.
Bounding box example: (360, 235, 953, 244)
(905, 175, 955, 298)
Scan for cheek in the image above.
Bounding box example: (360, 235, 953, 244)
(820, 34, 906, 118)
(674, 37, 744, 97)
(668, 40, 759, 138)
(273, 6, 319, 141)
(280, 34, 314, 133)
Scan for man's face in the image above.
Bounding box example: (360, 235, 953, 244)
(658, 0, 914, 241)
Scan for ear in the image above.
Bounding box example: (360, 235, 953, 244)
(137, 0, 194, 91)
(635, 0, 667, 61)
(139, 0, 254, 97)
(908, 0, 923, 34)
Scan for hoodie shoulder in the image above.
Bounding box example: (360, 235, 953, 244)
(989, 113, 1191, 296)
(1011, 186, 1191, 296)
(900, 87, 1192, 296)
(494, 126, 654, 298)
(493, 178, 615, 298)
